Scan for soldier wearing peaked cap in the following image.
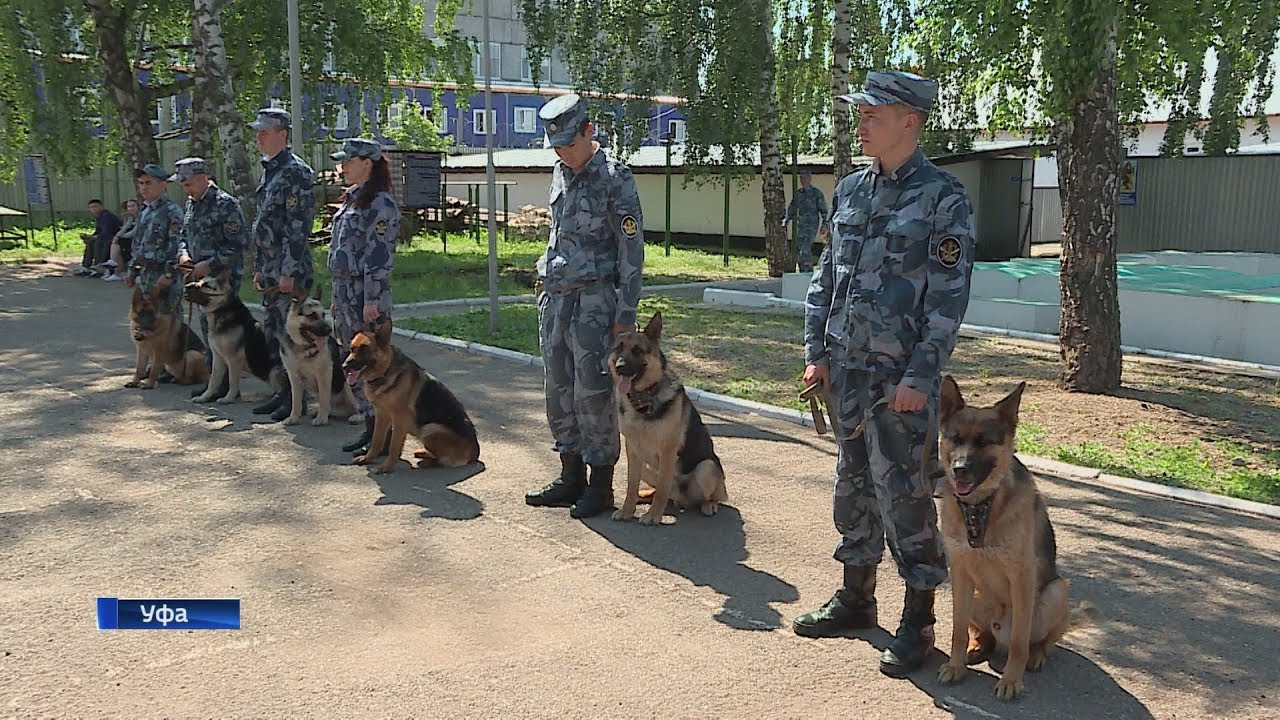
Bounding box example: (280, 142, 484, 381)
(246, 107, 317, 422)
(327, 138, 399, 456)
(171, 156, 248, 401)
(792, 70, 976, 679)
(524, 92, 646, 520)
(123, 163, 187, 383)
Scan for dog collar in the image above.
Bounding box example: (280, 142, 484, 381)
(626, 387, 673, 418)
(957, 494, 996, 548)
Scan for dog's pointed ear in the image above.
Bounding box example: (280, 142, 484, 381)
(939, 375, 965, 422)
(643, 312, 663, 342)
(374, 318, 393, 346)
(994, 381, 1026, 427)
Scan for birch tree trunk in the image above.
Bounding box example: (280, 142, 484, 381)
(191, 0, 256, 217)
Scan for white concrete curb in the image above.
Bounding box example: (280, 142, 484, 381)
(394, 327, 1280, 521)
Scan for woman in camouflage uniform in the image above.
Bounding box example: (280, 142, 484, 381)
(327, 138, 399, 455)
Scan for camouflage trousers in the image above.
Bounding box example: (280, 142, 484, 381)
(135, 269, 182, 315)
(537, 284, 620, 467)
(260, 291, 291, 373)
(332, 276, 389, 418)
(830, 368, 947, 590)
(794, 222, 820, 273)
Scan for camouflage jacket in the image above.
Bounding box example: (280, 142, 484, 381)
(785, 185, 829, 227)
(804, 148, 975, 390)
(538, 149, 645, 326)
(179, 182, 247, 285)
(126, 196, 184, 283)
(252, 148, 315, 288)
(327, 184, 399, 305)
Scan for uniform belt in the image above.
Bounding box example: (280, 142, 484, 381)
(544, 275, 617, 294)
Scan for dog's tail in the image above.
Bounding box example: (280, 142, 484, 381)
(1066, 601, 1103, 633)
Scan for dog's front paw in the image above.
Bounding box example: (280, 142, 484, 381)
(937, 662, 967, 685)
(282, 415, 302, 426)
(215, 394, 238, 405)
(994, 673, 1024, 701)
(699, 501, 720, 517)
(374, 461, 397, 475)
(124, 380, 140, 388)
(140, 381, 156, 390)
(638, 511, 668, 526)
(353, 454, 370, 466)
(611, 509, 632, 521)
(311, 415, 329, 426)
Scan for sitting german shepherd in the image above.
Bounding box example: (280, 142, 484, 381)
(609, 312, 727, 525)
(183, 271, 278, 404)
(126, 285, 209, 389)
(281, 287, 360, 426)
(935, 376, 1095, 700)
(341, 319, 480, 474)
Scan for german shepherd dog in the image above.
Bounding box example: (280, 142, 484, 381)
(183, 271, 278, 404)
(935, 376, 1092, 700)
(608, 312, 727, 525)
(126, 285, 209, 389)
(341, 320, 480, 474)
(281, 286, 360, 426)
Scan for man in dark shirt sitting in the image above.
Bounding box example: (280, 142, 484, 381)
(75, 199, 122, 277)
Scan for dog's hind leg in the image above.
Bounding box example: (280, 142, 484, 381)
(1027, 578, 1071, 672)
(689, 459, 726, 516)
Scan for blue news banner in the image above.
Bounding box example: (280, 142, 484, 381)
(97, 598, 240, 630)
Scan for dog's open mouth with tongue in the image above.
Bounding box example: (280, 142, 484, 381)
(613, 357, 645, 395)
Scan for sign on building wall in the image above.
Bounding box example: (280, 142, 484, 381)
(1119, 159, 1138, 205)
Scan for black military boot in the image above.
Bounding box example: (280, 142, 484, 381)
(792, 564, 878, 637)
(252, 389, 286, 415)
(569, 464, 615, 519)
(344, 415, 376, 454)
(271, 386, 298, 422)
(879, 586, 937, 678)
(157, 369, 176, 384)
(525, 453, 587, 507)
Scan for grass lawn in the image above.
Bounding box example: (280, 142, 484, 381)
(400, 297, 1280, 506)
(0, 224, 93, 263)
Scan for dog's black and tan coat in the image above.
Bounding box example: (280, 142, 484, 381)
(126, 285, 209, 388)
(183, 271, 276, 404)
(935, 376, 1091, 700)
(342, 320, 480, 474)
(281, 286, 359, 426)
(609, 312, 727, 525)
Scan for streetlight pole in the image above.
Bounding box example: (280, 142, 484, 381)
(482, 0, 500, 331)
(287, 0, 302, 128)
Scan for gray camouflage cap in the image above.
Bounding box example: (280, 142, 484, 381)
(840, 70, 938, 114)
(169, 157, 206, 182)
(330, 137, 383, 162)
(539, 93, 588, 148)
(135, 163, 169, 181)
(248, 108, 292, 131)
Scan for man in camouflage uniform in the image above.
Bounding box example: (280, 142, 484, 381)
(792, 71, 976, 679)
(247, 108, 316, 422)
(172, 157, 248, 399)
(525, 93, 646, 519)
(783, 169, 828, 273)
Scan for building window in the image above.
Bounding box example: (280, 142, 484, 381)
(473, 42, 502, 78)
(386, 102, 406, 132)
(513, 107, 537, 134)
(473, 108, 497, 135)
(667, 119, 687, 143)
(521, 51, 551, 83)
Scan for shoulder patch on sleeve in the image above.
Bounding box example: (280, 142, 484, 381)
(169, 219, 182, 236)
(936, 235, 963, 268)
(375, 219, 388, 237)
(620, 215, 638, 239)
(226, 218, 240, 235)
(286, 194, 297, 209)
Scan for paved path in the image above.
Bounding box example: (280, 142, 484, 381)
(1, 264, 1277, 719)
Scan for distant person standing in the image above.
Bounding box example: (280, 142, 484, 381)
(326, 138, 399, 456)
(782, 170, 827, 273)
(125, 164, 186, 383)
(246, 107, 317, 422)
